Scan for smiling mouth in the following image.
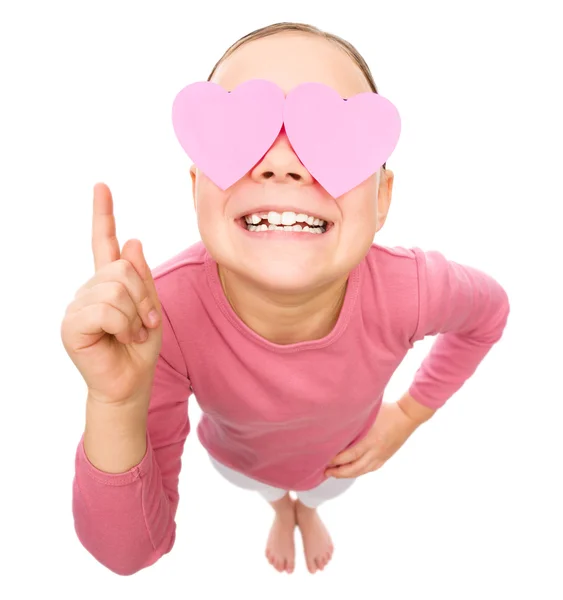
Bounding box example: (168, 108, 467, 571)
(237, 210, 333, 234)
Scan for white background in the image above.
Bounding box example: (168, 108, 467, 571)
(1, 0, 561, 598)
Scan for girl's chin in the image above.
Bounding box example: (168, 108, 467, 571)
(247, 270, 322, 292)
(216, 260, 323, 293)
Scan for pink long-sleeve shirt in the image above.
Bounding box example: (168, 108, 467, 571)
(72, 241, 510, 575)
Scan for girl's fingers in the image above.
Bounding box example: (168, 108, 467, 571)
(326, 451, 374, 478)
(73, 258, 157, 331)
(69, 281, 144, 343)
(120, 239, 161, 323)
(328, 441, 368, 466)
(91, 183, 120, 272)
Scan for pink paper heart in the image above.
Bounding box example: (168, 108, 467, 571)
(172, 79, 285, 190)
(284, 82, 401, 198)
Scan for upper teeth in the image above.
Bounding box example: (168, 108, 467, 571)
(245, 211, 326, 227)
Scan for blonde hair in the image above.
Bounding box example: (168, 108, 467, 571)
(207, 22, 387, 170)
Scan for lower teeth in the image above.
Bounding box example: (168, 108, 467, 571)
(246, 223, 326, 234)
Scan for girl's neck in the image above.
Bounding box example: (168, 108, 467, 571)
(218, 265, 348, 345)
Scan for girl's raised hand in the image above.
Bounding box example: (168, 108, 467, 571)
(61, 183, 163, 405)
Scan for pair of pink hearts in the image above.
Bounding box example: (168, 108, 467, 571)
(172, 79, 401, 198)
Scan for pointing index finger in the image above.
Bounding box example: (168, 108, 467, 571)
(92, 182, 120, 272)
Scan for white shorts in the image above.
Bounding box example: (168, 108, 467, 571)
(208, 454, 356, 509)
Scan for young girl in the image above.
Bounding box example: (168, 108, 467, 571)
(61, 22, 510, 576)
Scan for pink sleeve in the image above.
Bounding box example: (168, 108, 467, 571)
(407, 248, 510, 409)
(72, 303, 192, 575)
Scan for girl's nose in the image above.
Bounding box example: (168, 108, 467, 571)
(250, 130, 314, 187)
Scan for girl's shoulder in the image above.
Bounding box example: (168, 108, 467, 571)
(370, 243, 416, 260)
(151, 240, 208, 282)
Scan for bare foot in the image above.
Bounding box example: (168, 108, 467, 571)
(265, 495, 297, 573)
(295, 499, 334, 574)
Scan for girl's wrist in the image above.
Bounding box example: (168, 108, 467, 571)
(396, 391, 437, 426)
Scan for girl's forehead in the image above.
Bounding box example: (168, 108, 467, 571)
(211, 33, 370, 97)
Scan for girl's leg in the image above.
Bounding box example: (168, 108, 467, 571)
(294, 476, 357, 574)
(264, 492, 297, 574)
(297, 474, 357, 509)
(208, 454, 287, 498)
(207, 455, 296, 573)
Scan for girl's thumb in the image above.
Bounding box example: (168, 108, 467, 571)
(121, 239, 162, 314)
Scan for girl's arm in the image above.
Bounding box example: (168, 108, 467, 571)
(72, 304, 192, 576)
(407, 248, 510, 410)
